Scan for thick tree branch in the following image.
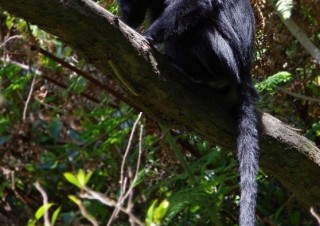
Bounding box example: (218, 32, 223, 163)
(0, 0, 319, 209)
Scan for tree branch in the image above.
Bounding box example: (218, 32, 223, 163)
(270, 0, 320, 65)
(0, 0, 319, 209)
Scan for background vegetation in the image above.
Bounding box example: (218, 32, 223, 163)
(0, 0, 319, 225)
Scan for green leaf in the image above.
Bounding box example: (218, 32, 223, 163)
(77, 169, 92, 187)
(5, 15, 14, 29)
(85, 171, 93, 184)
(63, 172, 81, 188)
(35, 203, 54, 220)
(77, 169, 86, 187)
(27, 219, 37, 226)
(146, 200, 158, 226)
(145, 199, 169, 226)
(64, 170, 92, 188)
(51, 206, 61, 226)
(68, 195, 81, 205)
(153, 199, 169, 221)
(256, 71, 292, 92)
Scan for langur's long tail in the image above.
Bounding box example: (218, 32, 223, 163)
(237, 88, 259, 226)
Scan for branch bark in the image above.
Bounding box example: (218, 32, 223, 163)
(0, 0, 319, 209)
(270, 0, 320, 65)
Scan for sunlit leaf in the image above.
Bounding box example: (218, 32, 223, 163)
(77, 169, 86, 187)
(68, 195, 81, 205)
(51, 206, 61, 226)
(35, 203, 54, 220)
(153, 199, 169, 221)
(63, 172, 81, 188)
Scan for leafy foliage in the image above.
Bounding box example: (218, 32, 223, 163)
(256, 71, 292, 93)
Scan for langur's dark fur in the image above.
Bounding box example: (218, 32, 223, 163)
(118, 0, 259, 225)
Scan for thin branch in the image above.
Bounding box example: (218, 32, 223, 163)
(108, 112, 143, 226)
(74, 198, 99, 226)
(23, 73, 36, 121)
(0, 35, 22, 49)
(126, 123, 144, 224)
(119, 112, 143, 191)
(0, 57, 101, 104)
(119, 123, 144, 211)
(1, 57, 42, 74)
(38, 47, 134, 105)
(310, 207, 320, 225)
(275, 86, 320, 104)
(80, 189, 144, 226)
(34, 182, 51, 226)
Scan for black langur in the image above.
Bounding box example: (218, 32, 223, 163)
(118, 0, 259, 225)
